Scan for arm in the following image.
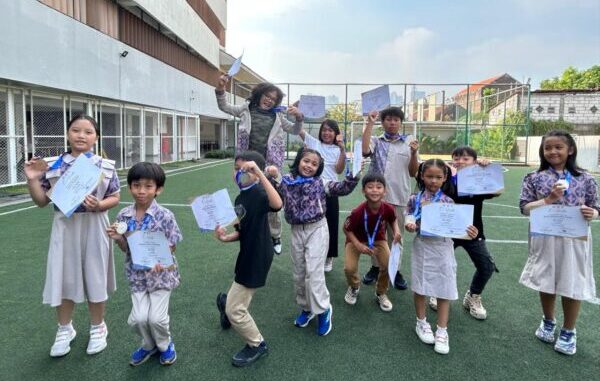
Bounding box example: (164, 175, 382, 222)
(345, 229, 374, 255)
(520, 173, 564, 215)
(391, 219, 402, 243)
(325, 175, 359, 197)
(83, 193, 120, 212)
(334, 136, 346, 174)
(214, 224, 240, 242)
(215, 75, 246, 117)
(408, 139, 419, 177)
(362, 111, 377, 157)
(106, 224, 129, 252)
(280, 106, 304, 135)
(24, 157, 50, 207)
(243, 161, 283, 210)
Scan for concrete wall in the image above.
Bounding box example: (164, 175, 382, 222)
(517, 135, 600, 172)
(529, 92, 600, 124)
(206, 0, 227, 28)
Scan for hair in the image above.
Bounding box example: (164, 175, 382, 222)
(247, 82, 284, 110)
(380, 106, 404, 123)
(538, 130, 583, 176)
(416, 158, 455, 198)
(318, 119, 340, 143)
(451, 145, 478, 160)
(127, 162, 166, 188)
(361, 172, 386, 189)
(289, 147, 324, 178)
(67, 114, 100, 136)
(234, 150, 266, 170)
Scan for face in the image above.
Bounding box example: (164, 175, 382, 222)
(298, 152, 320, 177)
(320, 125, 337, 144)
(421, 165, 447, 193)
(233, 159, 258, 185)
(543, 136, 573, 169)
(259, 90, 278, 110)
(129, 178, 162, 207)
(452, 154, 476, 170)
(67, 119, 98, 154)
(362, 181, 386, 203)
(381, 116, 401, 134)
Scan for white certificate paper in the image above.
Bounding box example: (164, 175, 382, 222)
(128, 230, 173, 269)
(530, 205, 589, 239)
(388, 243, 403, 285)
(361, 85, 391, 115)
(47, 154, 103, 217)
(457, 163, 505, 196)
(191, 188, 238, 231)
(227, 52, 243, 77)
(299, 95, 326, 119)
(352, 139, 362, 177)
(421, 203, 474, 239)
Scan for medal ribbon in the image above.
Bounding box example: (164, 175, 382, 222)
(127, 213, 152, 232)
(549, 167, 572, 195)
(364, 206, 383, 249)
(49, 151, 93, 170)
(281, 175, 315, 186)
(412, 189, 442, 221)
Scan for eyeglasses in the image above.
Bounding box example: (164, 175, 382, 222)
(262, 94, 277, 103)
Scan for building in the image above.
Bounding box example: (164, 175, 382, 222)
(453, 73, 521, 114)
(0, 0, 266, 186)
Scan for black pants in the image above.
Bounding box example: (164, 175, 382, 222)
(325, 195, 339, 258)
(454, 239, 498, 295)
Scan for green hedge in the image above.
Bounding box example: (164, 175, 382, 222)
(204, 148, 235, 159)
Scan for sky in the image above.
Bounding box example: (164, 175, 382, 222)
(225, 0, 600, 92)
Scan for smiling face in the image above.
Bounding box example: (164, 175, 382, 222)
(421, 165, 447, 193)
(67, 119, 98, 155)
(259, 90, 278, 110)
(362, 181, 386, 204)
(452, 154, 476, 170)
(320, 124, 337, 144)
(129, 178, 162, 209)
(298, 152, 321, 177)
(543, 136, 573, 170)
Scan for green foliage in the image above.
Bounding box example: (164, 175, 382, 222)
(326, 102, 363, 123)
(540, 65, 600, 90)
(204, 148, 235, 159)
(471, 125, 518, 160)
(530, 119, 574, 135)
(418, 134, 458, 154)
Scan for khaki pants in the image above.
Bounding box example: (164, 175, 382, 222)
(128, 290, 172, 352)
(226, 281, 264, 347)
(268, 210, 282, 239)
(371, 205, 406, 268)
(345, 240, 390, 295)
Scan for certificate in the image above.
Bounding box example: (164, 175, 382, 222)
(191, 188, 238, 231)
(361, 85, 390, 115)
(387, 243, 403, 285)
(352, 139, 362, 177)
(530, 205, 588, 239)
(457, 163, 504, 196)
(47, 154, 103, 217)
(421, 203, 474, 239)
(227, 52, 243, 77)
(299, 95, 326, 119)
(127, 230, 173, 269)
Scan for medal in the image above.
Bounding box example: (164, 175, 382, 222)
(115, 221, 127, 235)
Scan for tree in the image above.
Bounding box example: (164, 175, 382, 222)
(540, 65, 600, 90)
(325, 102, 363, 124)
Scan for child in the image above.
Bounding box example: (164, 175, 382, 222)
(428, 146, 499, 320)
(266, 147, 359, 336)
(519, 130, 598, 355)
(24, 114, 120, 357)
(361, 108, 419, 289)
(343, 173, 401, 312)
(214, 151, 282, 367)
(215, 74, 304, 255)
(107, 162, 182, 366)
(299, 119, 346, 272)
(405, 159, 478, 355)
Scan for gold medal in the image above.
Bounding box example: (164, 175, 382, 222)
(115, 221, 127, 235)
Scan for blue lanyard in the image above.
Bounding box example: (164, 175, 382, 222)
(235, 170, 258, 191)
(49, 151, 93, 170)
(549, 168, 572, 195)
(127, 213, 152, 232)
(282, 175, 315, 186)
(413, 189, 442, 220)
(383, 132, 406, 142)
(364, 207, 383, 249)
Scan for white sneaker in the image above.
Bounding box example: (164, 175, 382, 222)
(324, 257, 334, 272)
(376, 293, 393, 312)
(50, 324, 77, 357)
(463, 291, 487, 320)
(272, 237, 282, 255)
(344, 287, 359, 305)
(434, 330, 450, 354)
(86, 322, 108, 355)
(415, 321, 435, 344)
(428, 297, 438, 311)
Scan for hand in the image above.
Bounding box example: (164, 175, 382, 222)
(83, 194, 100, 211)
(546, 182, 565, 204)
(287, 105, 303, 119)
(466, 225, 479, 239)
(357, 243, 374, 255)
(409, 140, 419, 154)
(241, 160, 261, 175)
(151, 263, 165, 273)
(335, 134, 345, 149)
(24, 157, 48, 180)
(477, 158, 491, 166)
(214, 224, 227, 241)
(217, 74, 230, 91)
(106, 224, 124, 241)
(392, 231, 402, 244)
(265, 165, 279, 178)
(405, 223, 417, 233)
(367, 111, 378, 124)
(580, 205, 597, 221)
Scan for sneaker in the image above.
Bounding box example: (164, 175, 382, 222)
(294, 310, 315, 328)
(86, 322, 108, 355)
(324, 257, 334, 272)
(344, 287, 359, 305)
(376, 293, 393, 312)
(394, 272, 408, 290)
(159, 342, 177, 365)
(415, 321, 435, 344)
(362, 266, 379, 285)
(554, 329, 577, 355)
(463, 291, 487, 320)
(232, 341, 268, 367)
(317, 306, 333, 336)
(216, 292, 232, 330)
(130, 346, 158, 366)
(535, 318, 557, 343)
(434, 330, 450, 354)
(428, 297, 438, 311)
(50, 324, 77, 357)
(272, 237, 282, 255)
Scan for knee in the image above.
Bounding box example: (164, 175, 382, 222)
(128, 310, 149, 328)
(226, 302, 246, 323)
(148, 310, 169, 328)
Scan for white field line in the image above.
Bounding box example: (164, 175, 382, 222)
(486, 239, 527, 244)
(484, 202, 520, 209)
(0, 205, 38, 217)
(588, 297, 600, 305)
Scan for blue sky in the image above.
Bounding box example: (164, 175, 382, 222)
(226, 0, 599, 89)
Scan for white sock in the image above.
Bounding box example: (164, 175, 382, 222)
(58, 322, 73, 330)
(417, 317, 427, 324)
(437, 326, 448, 335)
(90, 321, 105, 329)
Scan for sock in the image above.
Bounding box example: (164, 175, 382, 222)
(437, 326, 448, 335)
(417, 317, 427, 324)
(90, 321, 105, 329)
(58, 322, 73, 331)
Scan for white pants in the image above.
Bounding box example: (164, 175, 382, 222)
(128, 290, 172, 351)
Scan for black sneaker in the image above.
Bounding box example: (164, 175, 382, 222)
(216, 293, 231, 329)
(362, 266, 379, 285)
(231, 341, 268, 367)
(394, 272, 408, 290)
(272, 237, 282, 255)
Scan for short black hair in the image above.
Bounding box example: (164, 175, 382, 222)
(289, 147, 324, 178)
(380, 106, 404, 123)
(451, 146, 478, 160)
(127, 162, 166, 188)
(234, 150, 266, 170)
(362, 172, 386, 189)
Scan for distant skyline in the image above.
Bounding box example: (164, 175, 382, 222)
(226, 0, 600, 89)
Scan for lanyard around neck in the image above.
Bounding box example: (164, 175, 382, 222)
(128, 213, 152, 232)
(413, 189, 442, 220)
(364, 206, 383, 249)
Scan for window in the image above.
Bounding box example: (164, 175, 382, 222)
(547, 107, 555, 114)
(568, 106, 576, 114)
(535, 105, 543, 113)
(591, 105, 598, 114)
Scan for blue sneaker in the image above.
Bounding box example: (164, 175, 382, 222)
(294, 310, 315, 328)
(554, 328, 577, 355)
(232, 341, 268, 367)
(129, 346, 157, 366)
(159, 342, 177, 365)
(535, 318, 556, 343)
(317, 306, 333, 336)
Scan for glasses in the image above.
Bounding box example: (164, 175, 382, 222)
(262, 94, 277, 103)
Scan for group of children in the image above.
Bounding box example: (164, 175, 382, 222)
(23, 79, 598, 368)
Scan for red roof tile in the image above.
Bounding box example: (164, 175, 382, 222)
(454, 74, 504, 97)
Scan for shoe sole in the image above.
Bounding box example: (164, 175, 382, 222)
(216, 293, 232, 329)
(232, 349, 268, 367)
(160, 353, 177, 365)
(86, 330, 108, 355)
(50, 331, 77, 358)
(376, 298, 393, 312)
(463, 301, 487, 320)
(130, 349, 158, 366)
(554, 346, 576, 355)
(434, 345, 449, 355)
(344, 297, 357, 305)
